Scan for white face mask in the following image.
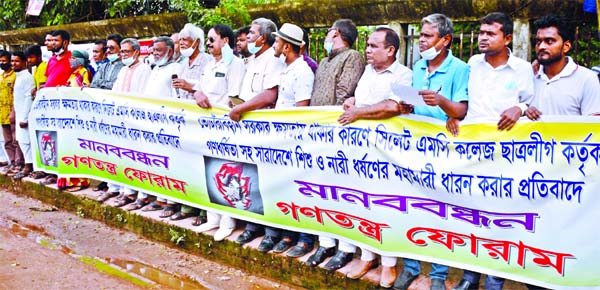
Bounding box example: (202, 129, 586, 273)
(122, 57, 135, 66)
(180, 39, 197, 58)
(420, 41, 443, 61)
(107, 53, 119, 62)
(154, 55, 168, 66)
(221, 43, 234, 65)
(324, 41, 333, 55)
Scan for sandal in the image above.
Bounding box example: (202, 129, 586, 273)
(192, 215, 207, 226)
(124, 198, 150, 211)
(141, 201, 164, 212)
(40, 175, 57, 185)
(159, 205, 180, 218)
(30, 171, 47, 179)
(96, 191, 119, 202)
(93, 181, 108, 192)
(113, 195, 136, 207)
(12, 171, 30, 181)
(170, 210, 198, 221)
(65, 186, 86, 192)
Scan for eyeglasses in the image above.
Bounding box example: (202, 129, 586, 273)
(107, 46, 117, 51)
(207, 37, 215, 43)
(119, 49, 133, 55)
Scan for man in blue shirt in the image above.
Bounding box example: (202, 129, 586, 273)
(394, 13, 469, 290)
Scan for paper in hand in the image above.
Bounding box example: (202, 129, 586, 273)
(391, 83, 426, 106)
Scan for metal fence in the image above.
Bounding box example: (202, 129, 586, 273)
(308, 23, 600, 69)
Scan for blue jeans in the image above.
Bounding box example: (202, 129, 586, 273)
(463, 270, 505, 290)
(403, 258, 448, 280)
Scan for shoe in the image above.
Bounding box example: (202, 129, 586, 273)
(393, 270, 418, 290)
(213, 227, 234, 241)
(430, 278, 446, 290)
(196, 222, 219, 233)
(322, 250, 353, 271)
(97, 191, 119, 202)
(346, 259, 378, 279)
(257, 235, 280, 252)
(236, 229, 263, 244)
(272, 238, 295, 253)
(452, 279, 478, 290)
(306, 246, 335, 267)
(287, 242, 314, 258)
(380, 265, 397, 288)
(93, 181, 108, 191)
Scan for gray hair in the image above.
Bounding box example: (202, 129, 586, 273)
(120, 38, 140, 51)
(154, 36, 175, 50)
(251, 17, 277, 46)
(421, 13, 453, 38)
(179, 23, 205, 51)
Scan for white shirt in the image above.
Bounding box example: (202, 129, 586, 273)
(238, 48, 285, 101)
(144, 61, 183, 99)
(13, 70, 35, 143)
(466, 53, 534, 119)
(195, 56, 245, 108)
(276, 57, 314, 108)
(112, 61, 152, 94)
(354, 62, 412, 108)
(531, 57, 600, 116)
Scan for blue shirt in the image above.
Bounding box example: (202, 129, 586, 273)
(413, 51, 469, 120)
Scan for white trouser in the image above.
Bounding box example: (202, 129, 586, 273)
(18, 142, 32, 163)
(317, 236, 356, 253)
(206, 211, 235, 229)
(360, 249, 397, 266)
(107, 183, 135, 195)
(0, 133, 7, 162)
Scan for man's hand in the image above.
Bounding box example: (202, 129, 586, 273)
(19, 122, 27, 129)
(497, 106, 522, 131)
(194, 91, 211, 109)
(446, 118, 460, 137)
(342, 97, 356, 111)
(524, 106, 542, 120)
(397, 101, 414, 115)
(419, 90, 444, 106)
(229, 106, 243, 122)
(171, 78, 194, 92)
(338, 107, 359, 125)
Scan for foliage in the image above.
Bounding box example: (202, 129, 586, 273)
(168, 228, 186, 246)
(0, 0, 26, 30)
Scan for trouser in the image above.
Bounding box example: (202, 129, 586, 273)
(359, 249, 397, 267)
(318, 236, 357, 253)
(17, 142, 31, 163)
(463, 270, 505, 290)
(403, 258, 448, 280)
(156, 197, 176, 205)
(206, 211, 235, 229)
(107, 183, 136, 195)
(297, 232, 315, 244)
(0, 131, 7, 163)
(2, 124, 23, 165)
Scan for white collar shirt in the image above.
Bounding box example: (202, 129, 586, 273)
(238, 48, 285, 101)
(276, 57, 314, 108)
(144, 61, 184, 99)
(354, 61, 412, 108)
(196, 56, 246, 108)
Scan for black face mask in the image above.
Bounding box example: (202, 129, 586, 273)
(0, 63, 11, 71)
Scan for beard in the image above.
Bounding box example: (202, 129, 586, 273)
(537, 52, 563, 66)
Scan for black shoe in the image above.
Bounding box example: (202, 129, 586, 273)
(93, 181, 108, 192)
(452, 279, 478, 290)
(306, 246, 335, 267)
(257, 235, 280, 252)
(393, 270, 418, 290)
(272, 238, 295, 253)
(236, 229, 262, 244)
(287, 242, 314, 258)
(430, 278, 446, 290)
(322, 250, 353, 271)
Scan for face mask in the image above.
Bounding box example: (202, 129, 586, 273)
(324, 41, 333, 55)
(122, 57, 135, 66)
(0, 63, 10, 71)
(69, 59, 79, 69)
(154, 55, 168, 67)
(221, 43, 234, 65)
(247, 36, 262, 55)
(146, 55, 155, 64)
(107, 53, 119, 62)
(180, 40, 196, 58)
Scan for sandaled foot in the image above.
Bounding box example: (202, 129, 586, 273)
(97, 191, 119, 202)
(141, 201, 164, 212)
(30, 171, 47, 179)
(40, 175, 57, 185)
(159, 205, 180, 218)
(93, 181, 108, 192)
(113, 195, 136, 207)
(65, 186, 87, 192)
(191, 215, 207, 226)
(170, 210, 197, 221)
(124, 198, 149, 211)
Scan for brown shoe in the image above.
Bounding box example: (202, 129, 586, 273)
(380, 265, 398, 288)
(346, 259, 378, 279)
